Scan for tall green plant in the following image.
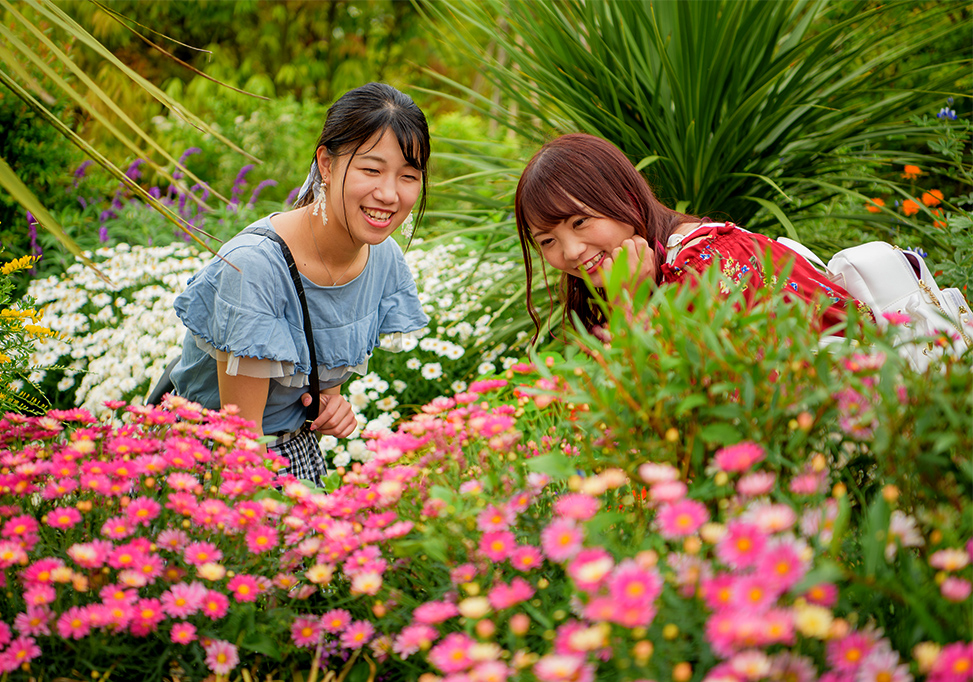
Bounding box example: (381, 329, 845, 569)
(0, 0, 258, 268)
(424, 0, 970, 247)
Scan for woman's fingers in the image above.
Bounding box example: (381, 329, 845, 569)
(310, 394, 357, 438)
(601, 237, 654, 282)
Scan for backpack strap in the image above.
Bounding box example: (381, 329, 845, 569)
(241, 226, 319, 424)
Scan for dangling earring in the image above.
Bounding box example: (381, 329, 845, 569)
(400, 212, 415, 239)
(312, 180, 328, 226)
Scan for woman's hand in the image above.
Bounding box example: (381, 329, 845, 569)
(302, 391, 358, 438)
(599, 236, 657, 285)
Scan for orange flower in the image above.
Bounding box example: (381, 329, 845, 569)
(902, 165, 922, 180)
(921, 189, 943, 207)
(902, 199, 920, 216)
(932, 209, 948, 229)
(865, 197, 885, 213)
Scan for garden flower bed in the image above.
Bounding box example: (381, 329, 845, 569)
(2, 270, 969, 681)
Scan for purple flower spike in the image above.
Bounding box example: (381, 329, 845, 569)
(74, 160, 93, 178)
(100, 209, 116, 223)
(98, 226, 109, 243)
(125, 158, 145, 182)
(286, 187, 301, 206)
(248, 179, 278, 206)
(234, 164, 255, 185)
(179, 147, 202, 165)
(149, 187, 162, 199)
(78, 196, 88, 209)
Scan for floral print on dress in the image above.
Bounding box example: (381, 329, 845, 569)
(659, 222, 870, 332)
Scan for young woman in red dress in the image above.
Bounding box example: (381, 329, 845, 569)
(515, 133, 867, 338)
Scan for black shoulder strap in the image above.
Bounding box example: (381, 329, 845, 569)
(241, 226, 319, 423)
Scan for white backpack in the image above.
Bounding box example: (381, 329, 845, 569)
(778, 238, 972, 371)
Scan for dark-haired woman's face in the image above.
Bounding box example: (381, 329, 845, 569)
(529, 212, 636, 287)
(320, 130, 422, 245)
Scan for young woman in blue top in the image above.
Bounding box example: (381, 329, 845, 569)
(171, 83, 430, 485)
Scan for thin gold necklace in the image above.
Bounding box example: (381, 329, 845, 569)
(307, 211, 362, 286)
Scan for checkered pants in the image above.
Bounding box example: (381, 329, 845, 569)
(270, 426, 326, 487)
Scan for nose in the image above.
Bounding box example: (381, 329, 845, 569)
(371, 175, 398, 205)
(560, 231, 584, 263)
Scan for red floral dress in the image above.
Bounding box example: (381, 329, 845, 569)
(658, 222, 870, 331)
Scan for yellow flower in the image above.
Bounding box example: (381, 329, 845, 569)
(0, 353, 10, 363)
(23, 324, 58, 339)
(794, 601, 833, 638)
(0, 255, 37, 275)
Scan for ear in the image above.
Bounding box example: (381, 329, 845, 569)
(315, 147, 333, 185)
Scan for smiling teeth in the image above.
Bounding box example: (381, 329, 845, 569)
(363, 208, 393, 221)
(582, 252, 605, 273)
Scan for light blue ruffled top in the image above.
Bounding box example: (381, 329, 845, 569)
(171, 215, 428, 434)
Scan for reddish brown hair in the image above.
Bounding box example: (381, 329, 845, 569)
(515, 133, 696, 338)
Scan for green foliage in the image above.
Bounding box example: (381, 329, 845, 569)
(563, 262, 972, 507)
(427, 0, 970, 241)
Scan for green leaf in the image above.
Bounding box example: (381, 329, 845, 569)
(862, 495, 891, 577)
(241, 632, 282, 660)
(526, 452, 577, 480)
(699, 422, 742, 445)
(790, 559, 845, 595)
(675, 394, 709, 416)
(430, 485, 456, 504)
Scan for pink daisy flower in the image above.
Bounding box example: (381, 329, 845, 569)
(928, 642, 973, 682)
(700, 573, 736, 612)
(941, 577, 972, 602)
(14, 606, 51, 636)
(510, 545, 544, 572)
(477, 505, 514, 532)
(802, 582, 839, 607)
(737, 472, 776, 497)
(450, 563, 478, 584)
(204, 639, 239, 676)
(487, 577, 535, 610)
(540, 518, 584, 563)
(245, 525, 279, 554)
(183, 541, 223, 566)
(638, 462, 680, 484)
(321, 609, 353, 633)
(730, 574, 779, 612)
(46, 507, 82, 529)
(714, 441, 766, 472)
(56, 605, 92, 640)
(480, 530, 517, 562)
(608, 559, 663, 610)
(716, 521, 767, 569)
(125, 497, 161, 526)
(201, 590, 229, 620)
(162, 581, 207, 618)
(130, 598, 166, 637)
(857, 647, 912, 682)
(756, 540, 809, 591)
(429, 631, 475, 674)
(554, 493, 600, 521)
(827, 631, 876, 672)
(3, 635, 41, 669)
(657, 498, 709, 539)
(566, 548, 614, 593)
(340, 620, 375, 650)
(789, 471, 827, 495)
(393, 623, 438, 659)
(227, 574, 261, 602)
(413, 600, 459, 625)
(100, 515, 133, 540)
(533, 654, 591, 682)
(171, 622, 197, 644)
(24, 584, 55, 607)
(759, 608, 795, 646)
(156, 529, 190, 552)
(649, 480, 688, 504)
(768, 653, 816, 682)
(291, 615, 323, 648)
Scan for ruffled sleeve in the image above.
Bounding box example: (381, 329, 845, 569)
(377, 239, 429, 337)
(173, 233, 304, 367)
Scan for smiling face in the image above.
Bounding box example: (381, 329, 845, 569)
(531, 211, 637, 287)
(320, 129, 422, 245)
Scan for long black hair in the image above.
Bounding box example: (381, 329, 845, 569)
(296, 83, 431, 236)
